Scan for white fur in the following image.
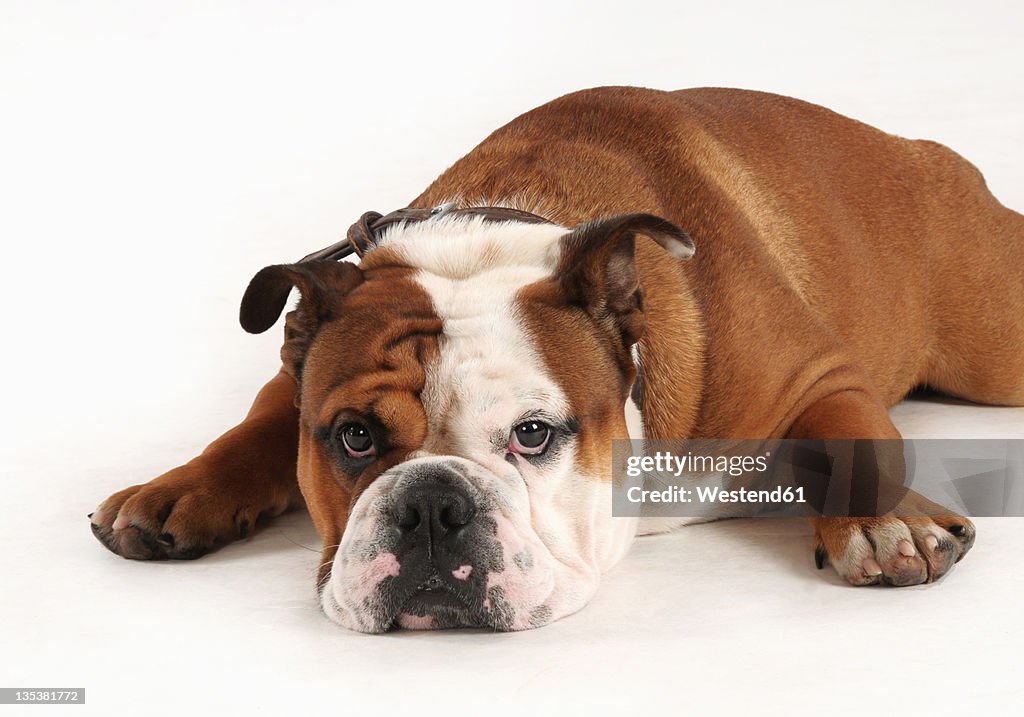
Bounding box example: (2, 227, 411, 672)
(378, 214, 567, 280)
(830, 520, 927, 586)
(833, 529, 878, 583)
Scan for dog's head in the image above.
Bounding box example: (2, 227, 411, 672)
(240, 209, 693, 631)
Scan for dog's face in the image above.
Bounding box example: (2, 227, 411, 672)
(241, 212, 693, 631)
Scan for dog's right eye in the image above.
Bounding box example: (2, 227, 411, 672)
(337, 423, 376, 459)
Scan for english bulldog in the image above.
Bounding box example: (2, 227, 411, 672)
(90, 87, 1024, 632)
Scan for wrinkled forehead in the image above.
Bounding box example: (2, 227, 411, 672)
(293, 277, 432, 457)
(302, 218, 568, 413)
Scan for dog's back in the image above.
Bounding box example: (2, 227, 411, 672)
(414, 86, 1024, 434)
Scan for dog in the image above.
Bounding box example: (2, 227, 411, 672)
(90, 86, 1024, 632)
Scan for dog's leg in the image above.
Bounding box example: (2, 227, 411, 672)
(917, 149, 1024, 408)
(90, 370, 301, 560)
(787, 389, 976, 586)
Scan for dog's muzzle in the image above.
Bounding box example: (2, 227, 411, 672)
(323, 456, 559, 632)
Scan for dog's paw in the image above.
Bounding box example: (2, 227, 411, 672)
(89, 463, 292, 560)
(813, 516, 975, 586)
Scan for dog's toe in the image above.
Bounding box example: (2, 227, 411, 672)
(814, 516, 973, 587)
(90, 485, 171, 560)
(90, 474, 257, 561)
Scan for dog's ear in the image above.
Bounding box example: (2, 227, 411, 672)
(557, 213, 694, 349)
(240, 260, 363, 378)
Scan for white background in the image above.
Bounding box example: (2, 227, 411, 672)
(2, 1, 1023, 714)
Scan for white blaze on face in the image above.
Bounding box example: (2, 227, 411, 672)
(398, 217, 566, 463)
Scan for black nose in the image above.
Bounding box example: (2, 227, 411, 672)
(392, 482, 476, 538)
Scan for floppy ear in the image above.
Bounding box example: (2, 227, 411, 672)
(239, 260, 363, 379)
(557, 213, 694, 352)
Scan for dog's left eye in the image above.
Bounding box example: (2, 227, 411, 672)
(337, 423, 376, 459)
(509, 421, 551, 455)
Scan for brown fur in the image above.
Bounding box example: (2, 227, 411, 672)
(93, 86, 1022, 589)
(414, 87, 1024, 437)
(293, 263, 444, 582)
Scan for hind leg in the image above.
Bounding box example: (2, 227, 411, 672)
(926, 293, 1024, 407)
(923, 183, 1024, 406)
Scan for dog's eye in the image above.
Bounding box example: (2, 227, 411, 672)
(338, 423, 376, 458)
(509, 421, 551, 455)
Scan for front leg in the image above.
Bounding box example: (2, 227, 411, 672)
(90, 370, 301, 560)
(787, 389, 976, 586)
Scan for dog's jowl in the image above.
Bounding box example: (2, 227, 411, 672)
(92, 87, 1023, 631)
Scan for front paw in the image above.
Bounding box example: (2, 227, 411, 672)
(89, 463, 288, 560)
(813, 516, 975, 586)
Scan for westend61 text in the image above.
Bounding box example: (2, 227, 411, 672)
(626, 485, 808, 504)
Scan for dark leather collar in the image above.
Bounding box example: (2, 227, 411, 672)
(299, 204, 553, 263)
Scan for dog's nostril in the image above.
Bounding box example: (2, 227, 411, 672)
(395, 504, 421, 531)
(440, 502, 474, 530)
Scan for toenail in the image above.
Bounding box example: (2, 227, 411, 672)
(863, 558, 883, 576)
(157, 533, 175, 547)
(925, 535, 939, 551)
(948, 524, 966, 536)
(898, 539, 916, 557)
